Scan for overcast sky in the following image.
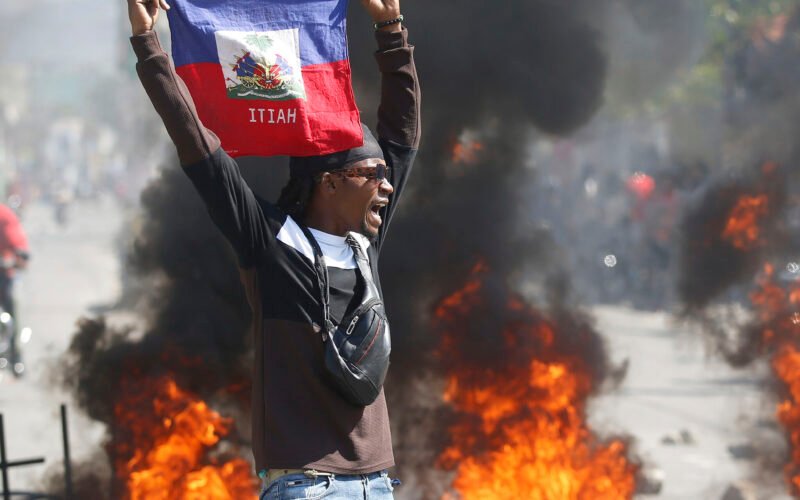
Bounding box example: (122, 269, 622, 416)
(0, 0, 120, 72)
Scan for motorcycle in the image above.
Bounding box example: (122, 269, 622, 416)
(0, 261, 31, 380)
(0, 308, 30, 379)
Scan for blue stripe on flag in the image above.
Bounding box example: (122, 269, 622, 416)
(166, 0, 349, 67)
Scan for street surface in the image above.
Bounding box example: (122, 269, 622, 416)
(0, 198, 122, 494)
(591, 307, 790, 500)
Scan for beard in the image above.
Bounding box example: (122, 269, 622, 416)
(360, 218, 379, 240)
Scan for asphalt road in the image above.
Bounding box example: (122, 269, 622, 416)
(591, 306, 791, 500)
(0, 198, 122, 495)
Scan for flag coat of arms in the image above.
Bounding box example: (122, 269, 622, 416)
(166, 0, 363, 158)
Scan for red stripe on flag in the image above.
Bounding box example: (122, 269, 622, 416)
(177, 60, 362, 158)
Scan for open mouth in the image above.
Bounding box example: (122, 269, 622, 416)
(368, 201, 387, 225)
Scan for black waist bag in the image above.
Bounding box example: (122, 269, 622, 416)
(300, 227, 391, 407)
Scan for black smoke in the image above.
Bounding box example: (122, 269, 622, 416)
(349, 1, 608, 137)
(677, 164, 788, 313)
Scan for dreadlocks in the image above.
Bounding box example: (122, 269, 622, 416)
(277, 174, 316, 220)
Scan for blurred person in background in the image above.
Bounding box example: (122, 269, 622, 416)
(0, 202, 29, 377)
(625, 170, 678, 309)
(5, 173, 26, 215)
(53, 188, 72, 227)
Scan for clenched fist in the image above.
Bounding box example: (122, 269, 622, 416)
(359, 0, 402, 31)
(128, 0, 171, 36)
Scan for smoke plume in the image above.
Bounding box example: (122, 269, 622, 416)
(677, 164, 788, 313)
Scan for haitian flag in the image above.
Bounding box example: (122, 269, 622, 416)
(166, 0, 363, 157)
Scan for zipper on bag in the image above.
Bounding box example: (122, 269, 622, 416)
(341, 298, 382, 337)
(345, 316, 359, 335)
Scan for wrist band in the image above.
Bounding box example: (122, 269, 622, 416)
(373, 15, 403, 30)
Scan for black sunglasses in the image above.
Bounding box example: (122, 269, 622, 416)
(328, 164, 390, 182)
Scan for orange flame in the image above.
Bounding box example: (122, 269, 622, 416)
(775, 345, 800, 493)
(722, 195, 769, 250)
(747, 262, 800, 494)
(435, 264, 637, 499)
(114, 376, 257, 499)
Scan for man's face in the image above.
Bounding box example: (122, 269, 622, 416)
(326, 158, 393, 238)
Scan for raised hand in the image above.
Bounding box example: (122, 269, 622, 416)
(359, 0, 401, 30)
(128, 0, 171, 36)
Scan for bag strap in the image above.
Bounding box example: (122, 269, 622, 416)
(298, 224, 335, 336)
(345, 234, 378, 295)
(298, 226, 380, 338)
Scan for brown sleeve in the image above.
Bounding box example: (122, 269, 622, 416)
(130, 31, 221, 166)
(374, 28, 421, 148)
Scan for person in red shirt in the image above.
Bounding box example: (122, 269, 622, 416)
(0, 203, 29, 273)
(0, 203, 29, 377)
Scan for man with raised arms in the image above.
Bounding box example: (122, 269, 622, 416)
(127, 0, 419, 497)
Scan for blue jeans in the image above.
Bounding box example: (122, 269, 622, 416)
(259, 471, 395, 500)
